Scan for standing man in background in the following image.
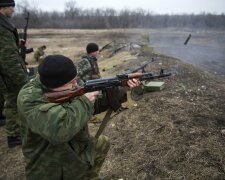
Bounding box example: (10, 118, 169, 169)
(0, 0, 29, 148)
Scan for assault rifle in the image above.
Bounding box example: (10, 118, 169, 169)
(113, 45, 126, 54)
(107, 45, 127, 58)
(45, 71, 171, 103)
(99, 40, 115, 52)
(20, 12, 33, 65)
(124, 58, 156, 74)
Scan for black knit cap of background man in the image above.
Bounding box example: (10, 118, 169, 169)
(86, 43, 99, 54)
(38, 55, 77, 88)
(0, 0, 15, 7)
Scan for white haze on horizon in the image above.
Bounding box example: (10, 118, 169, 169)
(18, 0, 225, 14)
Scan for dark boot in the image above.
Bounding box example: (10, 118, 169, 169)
(7, 136, 22, 148)
(0, 112, 5, 127)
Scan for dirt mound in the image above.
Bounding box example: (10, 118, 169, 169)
(96, 54, 225, 179)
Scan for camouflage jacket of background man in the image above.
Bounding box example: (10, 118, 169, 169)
(17, 76, 97, 179)
(34, 46, 45, 63)
(0, 13, 28, 93)
(77, 54, 101, 86)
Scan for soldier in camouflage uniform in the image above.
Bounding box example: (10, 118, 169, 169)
(34, 45, 46, 64)
(77, 43, 101, 86)
(0, 0, 29, 147)
(17, 55, 140, 179)
(77, 43, 128, 112)
(77, 43, 111, 112)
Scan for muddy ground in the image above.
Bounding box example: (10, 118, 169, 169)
(0, 29, 225, 180)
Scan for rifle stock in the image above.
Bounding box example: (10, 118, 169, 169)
(45, 87, 87, 103)
(45, 71, 171, 103)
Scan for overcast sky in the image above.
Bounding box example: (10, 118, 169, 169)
(23, 0, 225, 14)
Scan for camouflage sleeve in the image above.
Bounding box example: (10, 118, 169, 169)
(34, 49, 44, 58)
(40, 50, 44, 56)
(0, 29, 28, 89)
(33, 51, 39, 59)
(25, 96, 94, 144)
(77, 58, 92, 78)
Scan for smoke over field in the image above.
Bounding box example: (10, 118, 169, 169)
(150, 29, 225, 77)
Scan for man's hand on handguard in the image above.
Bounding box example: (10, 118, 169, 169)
(85, 91, 100, 104)
(127, 78, 141, 88)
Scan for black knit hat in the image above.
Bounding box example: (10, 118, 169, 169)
(38, 55, 77, 88)
(0, 0, 15, 7)
(86, 43, 99, 54)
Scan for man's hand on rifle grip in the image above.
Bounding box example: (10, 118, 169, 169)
(84, 91, 100, 104)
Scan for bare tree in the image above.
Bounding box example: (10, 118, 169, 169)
(64, 0, 80, 19)
(11, 1, 225, 29)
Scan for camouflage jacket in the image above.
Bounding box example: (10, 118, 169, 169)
(17, 76, 96, 180)
(34, 47, 45, 61)
(0, 13, 28, 93)
(77, 54, 101, 86)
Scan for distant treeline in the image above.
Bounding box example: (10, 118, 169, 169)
(12, 1, 225, 29)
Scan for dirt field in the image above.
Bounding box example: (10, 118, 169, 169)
(0, 29, 225, 179)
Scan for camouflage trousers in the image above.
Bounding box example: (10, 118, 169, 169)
(2, 92, 20, 136)
(83, 135, 110, 180)
(94, 87, 127, 114)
